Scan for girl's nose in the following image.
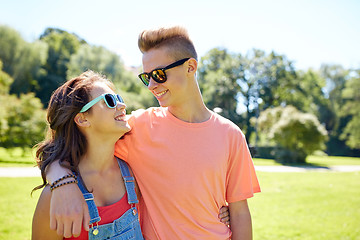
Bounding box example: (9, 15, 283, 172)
(116, 101, 126, 110)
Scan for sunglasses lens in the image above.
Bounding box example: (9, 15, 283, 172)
(151, 70, 166, 82)
(104, 94, 116, 108)
(116, 94, 124, 103)
(139, 74, 150, 86)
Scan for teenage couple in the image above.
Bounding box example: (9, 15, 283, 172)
(32, 25, 260, 240)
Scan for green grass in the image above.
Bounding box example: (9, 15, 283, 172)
(250, 171, 360, 240)
(1, 172, 360, 240)
(0, 177, 42, 240)
(253, 155, 360, 167)
(1, 147, 359, 168)
(0, 147, 36, 167)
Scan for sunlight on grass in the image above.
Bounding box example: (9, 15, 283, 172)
(0, 177, 42, 240)
(1, 147, 359, 168)
(0, 147, 36, 167)
(1, 171, 359, 239)
(253, 155, 360, 166)
(249, 171, 360, 240)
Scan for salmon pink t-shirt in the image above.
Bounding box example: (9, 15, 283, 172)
(115, 107, 260, 240)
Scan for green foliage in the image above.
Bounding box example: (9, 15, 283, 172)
(257, 106, 328, 163)
(198, 48, 241, 123)
(1, 24, 359, 156)
(9, 40, 48, 95)
(0, 60, 13, 94)
(67, 44, 125, 79)
(198, 48, 300, 141)
(0, 25, 25, 75)
(319, 64, 353, 154)
(340, 69, 360, 149)
(67, 44, 156, 112)
(0, 147, 35, 166)
(0, 93, 46, 149)
(0, 60, 46, 150)
(37, 27, 83, 105)
(0, 25, 47, 95)
(287, 69, 327, 116)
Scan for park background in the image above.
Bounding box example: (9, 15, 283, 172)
(0, 0, 359, 239)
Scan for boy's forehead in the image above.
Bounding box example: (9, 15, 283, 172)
(142, 49, 172, 71)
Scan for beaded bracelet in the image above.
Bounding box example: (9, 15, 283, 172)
(50, 179, 78, 192)
(50, 174, 77, 188)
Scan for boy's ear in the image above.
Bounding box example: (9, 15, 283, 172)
(187, 58, 198, 74)
(74, 113, 90, 127)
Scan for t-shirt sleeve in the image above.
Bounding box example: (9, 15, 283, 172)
(226, 130, 261, 202)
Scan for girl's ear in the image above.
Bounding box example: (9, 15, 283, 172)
(74, 113, 90, 128)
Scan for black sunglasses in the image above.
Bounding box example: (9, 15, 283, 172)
(138, 58, 190, 86)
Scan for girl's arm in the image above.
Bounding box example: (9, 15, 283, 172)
(32, 186, 63, 240)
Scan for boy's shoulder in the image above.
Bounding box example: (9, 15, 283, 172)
(212, 111, 242, 131)
(130, 107, 164, 120)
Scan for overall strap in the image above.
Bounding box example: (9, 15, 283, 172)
(75, 172, 101, 224)
(116, 157, 139, 205)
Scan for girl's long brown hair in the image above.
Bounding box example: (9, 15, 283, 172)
(33, 70, 114, 192)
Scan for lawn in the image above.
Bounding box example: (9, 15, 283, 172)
(1, 147, 360, 168)
(0, 177, 42, 240)
(1, 172, 359, 240)
(0, 147, 36, 167)
(1, 147, 360, 239)
(253, 155, 360, 166)
(249, 171, 360, 240)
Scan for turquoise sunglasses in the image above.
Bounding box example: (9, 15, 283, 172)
(80, 93, 124, 113)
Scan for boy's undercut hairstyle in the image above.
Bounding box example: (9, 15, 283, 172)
(138, 26, 198, 61)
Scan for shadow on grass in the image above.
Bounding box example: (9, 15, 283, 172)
(0, 159, 35, 165)
(277, 161, 331, 170)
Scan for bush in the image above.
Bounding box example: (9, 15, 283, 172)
(257, 106, 328, 163)
(0, 62, 47, 150)
(274, 148, 307, 164)
(252, 146, 276, 159)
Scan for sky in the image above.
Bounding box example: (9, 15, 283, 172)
(1, 0, 359, 70)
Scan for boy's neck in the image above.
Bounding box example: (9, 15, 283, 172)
(167, 100, 211, 123)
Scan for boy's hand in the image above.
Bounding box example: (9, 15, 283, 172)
(50, 184, 90, 238)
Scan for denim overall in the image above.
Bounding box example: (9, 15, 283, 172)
(77, 158, 144, 240)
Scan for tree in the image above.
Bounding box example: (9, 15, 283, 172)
(0, 25, 24, 75)
(0, 60, 13, 141)
(257, 106, 328, 163)
(37, 28, 83, 105)
(0, 25, 47, 95)
(0, 60, 46, 150)
(67, 44, 156, 112)
(9, 40, 48, 94)
(236, 49, 297, 141)
(1, 93, 47, 149)
(198, 48, 242, 125)
(0, 60, 12, 94)
(340, 69, 360, 149)
(320, 64, 352, 155)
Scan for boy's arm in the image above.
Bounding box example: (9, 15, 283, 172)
(46, 161, 90, 237)
(228, 199, 252, 240)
